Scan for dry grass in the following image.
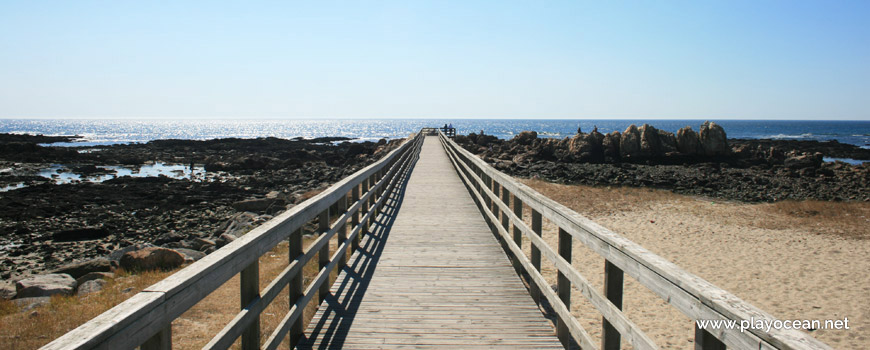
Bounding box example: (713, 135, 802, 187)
(0, 232, 344, 350)
(0, 269, 174, 350)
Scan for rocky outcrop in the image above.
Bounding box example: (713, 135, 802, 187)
(512, 131, 538, 145)
(119, 247, 185, 271)
(619, 125, 642, 159)
(676, 126, 702, 155)
(700, 121, 728, 156)
(15, 273, 77, 298)
(602, 131, 621, 162)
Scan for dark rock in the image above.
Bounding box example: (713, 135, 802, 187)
(52, 227, 111, 242)
(50, 258, 112, 279)
(232, 198, 284, 213)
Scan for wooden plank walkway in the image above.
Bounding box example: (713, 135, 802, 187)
(298, 136, 562, 349)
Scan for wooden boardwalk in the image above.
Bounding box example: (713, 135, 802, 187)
(299, 136, 562, 349)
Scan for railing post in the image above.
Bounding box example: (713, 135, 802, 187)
(695, 324, 727, 350)
(491, 181, 500, 219)
(141, 326, 171, 350)
(530, 210, 543, 303)
(337, 193, 348, 270)
(361, 178, 370, 236)
(557, 227, 572, 348)
(602, 260, 624, 350)
(511, 194, 524, 274)
(318, 208, 330, 303)
(240, 260, 259, 350)
(352, 184, 361, 250)
(288, 228, 304, 348)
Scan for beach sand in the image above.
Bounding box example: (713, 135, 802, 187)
(520, 179, 869, 349)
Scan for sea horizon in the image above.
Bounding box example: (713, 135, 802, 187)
(2, 118, 869, 149)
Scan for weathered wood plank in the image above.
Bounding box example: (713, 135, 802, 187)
(300, 136, 562, 349)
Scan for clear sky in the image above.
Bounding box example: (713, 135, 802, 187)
(1, 1, 868, 120)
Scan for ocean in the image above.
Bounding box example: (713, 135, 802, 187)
(1, 119, 869, 149)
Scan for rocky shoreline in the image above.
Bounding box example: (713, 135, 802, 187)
(455, 122, 870, 202)
(0, 134, 402, 294)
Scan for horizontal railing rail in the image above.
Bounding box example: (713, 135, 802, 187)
(43, 132, 425, 350)
(438, 131, 830, 350)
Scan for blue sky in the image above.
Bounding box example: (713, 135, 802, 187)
(1, 1, 868, 120)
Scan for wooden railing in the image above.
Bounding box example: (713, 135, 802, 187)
(438, 132, 831, 350)
(42, 132, 424, 350)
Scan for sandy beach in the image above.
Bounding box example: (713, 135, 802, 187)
(523, 179, 869, 349)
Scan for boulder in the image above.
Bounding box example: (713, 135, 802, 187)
(619, 125, 642, 159)
(15, 273, 77, 298)
(50, 257, 112, 279)
(676, 126, 702, 155)
(700, 121, 728, 156)
(108, 243, 155, 263)
(174, 248, 207, 262)
(119, 247, 185, 272)
(512, 131, 538, 146)
(75, 272, 114, 286)
(77, 279, 107, 295)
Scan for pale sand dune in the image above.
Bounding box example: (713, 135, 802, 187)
(520, 179, 869, 349)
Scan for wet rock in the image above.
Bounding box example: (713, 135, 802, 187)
(119, 247, 184, 271)
(77, 279, 107, 295)
(15, 273, 77, 298)
(700, 121, 728, 156)
(50, 257, 112, 279)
